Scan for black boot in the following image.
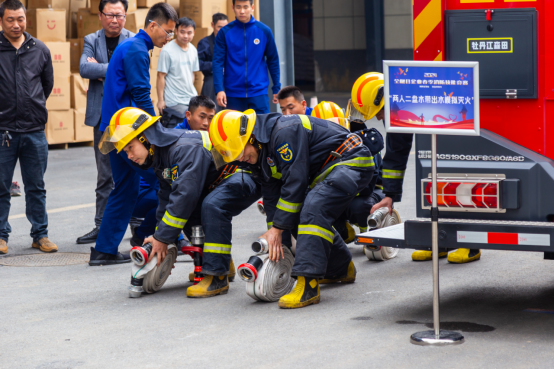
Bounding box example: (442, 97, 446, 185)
(89, 247, 131, 266)
(76, 227, 100, 244)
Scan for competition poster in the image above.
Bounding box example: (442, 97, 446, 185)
(383, 61, 480, 136)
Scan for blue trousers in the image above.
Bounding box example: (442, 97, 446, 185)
(95, 150, 158, 255)
(132, 183, 159, 240)
(0, 131, 48, 242)
(293, 165, 374, 279)
(201, 172, 262, 275)
(226, 95, 270, 114)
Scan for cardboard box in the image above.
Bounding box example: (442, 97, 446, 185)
(28, 9, 67, 42)
(47, 75, 71, 110)
(150, 68, 158, 103)
(45, 42, 71, 78)
(179, 0, 227, 29)
(90, 0, 136, 14)
(193, 70, 203, 95)
(226, 0, 259, 21)
(125, 9, 149, 34)
(67, 11, 77, 38)
(70, 0, 87, 12)
(74, 109, 93, 141)
(138, 0, 156, 7)
(191, 27, 209, 48)
(70, 73, 88, 110)
(165, 0, 179, 15)
(46, 109, 74, 144)
(69, 38, 83, 73)
(28, 0, 69, 10)
(150, 46, 161, 70)
(77, 8, 101, 38)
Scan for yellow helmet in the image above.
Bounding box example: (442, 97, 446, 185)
(311, 101, 345, 120)
(98, 107, 160, 154)
(208, 109, 256, 169)
(350, 72, 384, 120)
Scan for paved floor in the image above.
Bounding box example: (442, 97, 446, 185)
(1, 124, 554, 368)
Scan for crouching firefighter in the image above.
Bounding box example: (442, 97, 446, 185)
(209, 110, 375, 309)
(99, 107, 218, 274)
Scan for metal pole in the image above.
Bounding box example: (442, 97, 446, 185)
(410, 134, 464, 346)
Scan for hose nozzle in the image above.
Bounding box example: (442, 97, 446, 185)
(237, 256, 264, 282)
(251, 238, 269, 254)
(191, 225, 205, 246)
(368, 207, 390, 229)
(130, 243, 152, 266)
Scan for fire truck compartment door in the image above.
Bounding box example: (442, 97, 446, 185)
(445, 9, 537, 99)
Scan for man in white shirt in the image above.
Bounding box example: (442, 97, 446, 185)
(157, 17, 199, 128)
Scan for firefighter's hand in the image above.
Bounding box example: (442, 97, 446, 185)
(272, 94, 278, 104)
(217, 91, 227, 108)
(144, 236, 168, 267)
(371, 196, 394, 215)
(157, 100, 166, 115)
(260, 228, 284, 262)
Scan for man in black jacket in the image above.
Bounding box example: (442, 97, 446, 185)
(0, 0, 56, 255)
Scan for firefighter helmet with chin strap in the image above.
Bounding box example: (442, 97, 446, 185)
(208, 109, 257, 169)
(311, 101, 350, 131)
(349, 72, 385, 121)
(99, 107, 161, 154)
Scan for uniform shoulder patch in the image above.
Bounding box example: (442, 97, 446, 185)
(267, 157, 275, 167)
(276, 142, 294, 162)
(171, 164, 179, 182)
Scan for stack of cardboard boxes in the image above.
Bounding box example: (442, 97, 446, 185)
(25, 0, 260, 144)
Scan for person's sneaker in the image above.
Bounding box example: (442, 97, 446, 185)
(89, 247, 131, 266)
(0, 239, 7, 254)
(76, 227, 100, 244)
(10, 182, 21, 197)
(32, 237, 58, 253)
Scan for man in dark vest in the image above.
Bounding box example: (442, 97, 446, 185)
(196, 12, 228, 111)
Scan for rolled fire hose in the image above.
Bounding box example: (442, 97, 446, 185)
(363, 208, 401, 261)
(238, 240, 295, 302)
(128, 244, 177, 297)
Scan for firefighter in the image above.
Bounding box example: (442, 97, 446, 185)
(351, 72, 481, 264)
(209, 110, 375, 308)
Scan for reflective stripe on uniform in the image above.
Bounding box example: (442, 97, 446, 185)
(298, 224, 334, 243)
(204, 243, 232, 254)
(267, 222, 273, 230)
(276, 198, 302, 213)
(270, 166, 282, 179)
(200, 131, 213, 151)
(299, 115, 312, 131)
(310, 156, 375, 188)
(382, 169, 405, 179)
(162, 211, 187, 228)
(359, 226, 368, 233)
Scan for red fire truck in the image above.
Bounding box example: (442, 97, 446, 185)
(356, 0, 554, 256)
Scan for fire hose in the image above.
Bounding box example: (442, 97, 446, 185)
(128, 243, 178, 298)
(237, 239, 295, 302)
(363, 207, 402, 261)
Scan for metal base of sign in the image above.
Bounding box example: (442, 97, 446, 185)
(410, 330, 465, 346)
(409, 134, 464, 347)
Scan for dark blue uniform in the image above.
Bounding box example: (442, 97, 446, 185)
(254, 114, 375, 279)
(382, 133, 413, 202)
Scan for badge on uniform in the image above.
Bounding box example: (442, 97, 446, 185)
(267, 157, 275, 167)
(171, 164, 179, 182)
(163, 168, 171, 179)
(276, 142, 294, 162)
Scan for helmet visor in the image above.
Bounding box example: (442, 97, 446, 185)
(98, 125, 137, 155)
(346, 99, 366, 123)
(326, 117, 351, 131)
(211, 147, 244, 170)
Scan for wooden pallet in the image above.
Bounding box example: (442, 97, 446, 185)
(48, 140, 94, 150)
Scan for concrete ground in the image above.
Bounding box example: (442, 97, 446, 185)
(1, 121, 554, 368)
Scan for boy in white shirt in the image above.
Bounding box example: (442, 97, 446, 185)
(157, 17, 199, 128)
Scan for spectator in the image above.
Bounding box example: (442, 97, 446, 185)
(175, 95, 216, 131)
(157, 17, 199, 128)
(0, 0, 56, 254)
(89, 2, 177, 266)
(277, 86, 313, 115)
(197, 12, 228, 110)
(213, 0, 280, 114)
(76, 0, 134, 245)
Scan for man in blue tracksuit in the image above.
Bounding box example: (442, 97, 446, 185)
(89, 3, 178, 266)
(213, 0, 280, 114)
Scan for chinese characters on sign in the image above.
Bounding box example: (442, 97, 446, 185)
(467, 38, 513, 53)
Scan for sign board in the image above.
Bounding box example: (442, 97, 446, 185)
(383, 60, 480, 136)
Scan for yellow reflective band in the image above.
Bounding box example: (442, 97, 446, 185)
(299, 115, 312, 131)
(270, 166, 282, 179)
(161, 211, 187, 229)
(298, 224, 334, 243)
(276, 198, 302, 213)
(267, 222, 273, 230)
(310, 156, 375, 188)
(204, 243, 232, 255)
(359, 226, 368, 233)
(200, 131, 213, 151)
(382, 169, 405, 179)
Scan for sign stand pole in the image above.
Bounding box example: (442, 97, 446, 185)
(410, 134, 464, 346)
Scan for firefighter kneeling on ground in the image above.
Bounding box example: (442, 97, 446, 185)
(352, 72, 481, 264)
(209, 109, 375, 309)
